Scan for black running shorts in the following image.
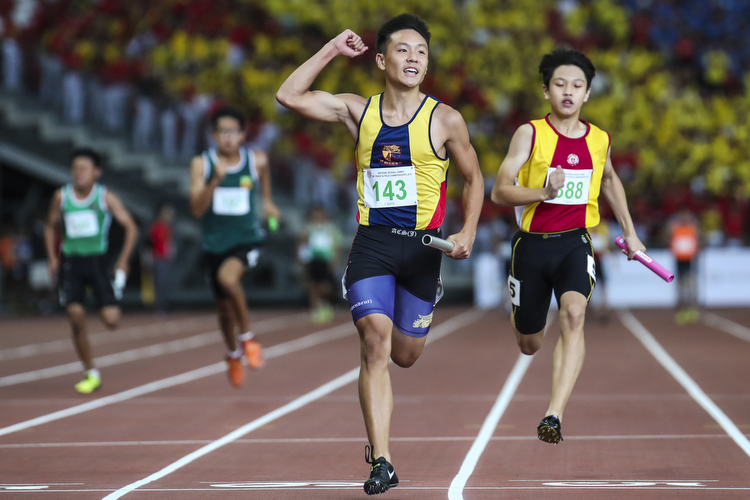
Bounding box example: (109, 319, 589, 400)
(58, 254, 118, 308)
(204, 243, 262, 299)
(509, 228, 596, 335)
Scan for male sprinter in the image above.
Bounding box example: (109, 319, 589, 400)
(277, 14, 483, 495)
(491, 49, 645, 444)
(189, 106, 280, 387)
(44, 148, 138, 393)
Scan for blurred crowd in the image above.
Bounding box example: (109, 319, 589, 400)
(1, 0, 748, 251)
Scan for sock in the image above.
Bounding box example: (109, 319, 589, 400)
(237, 331, 255, 343)
(228, 346, 243, 359)
(87, 368, 101, 379)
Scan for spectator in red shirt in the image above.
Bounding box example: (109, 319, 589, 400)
(148, 202, 175, 314)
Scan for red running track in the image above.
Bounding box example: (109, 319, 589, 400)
(0, 306, 749, 499)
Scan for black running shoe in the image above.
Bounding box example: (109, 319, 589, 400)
(364, 445, 398, 495)
(537, 415, 563, 444)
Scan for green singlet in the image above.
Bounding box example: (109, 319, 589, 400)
(60, 183, 112, 256)
(201, 148, 263, 254)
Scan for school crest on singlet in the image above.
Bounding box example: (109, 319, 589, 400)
(355, 94, 450, 230)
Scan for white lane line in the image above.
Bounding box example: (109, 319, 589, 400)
(5, 434, 750, 449)
(702, 312, 750, 343)
(448, 353, 533, 500)
(620, 310, 750, 458)
(0, 313, 312, 387)
(0, 316, 213, 361)
(0, 313, 309, 362)
(102, 309, 482, 499)
(0, 332, 219, 387)
(0, 322, 355, 437)
(102, 366, 362, 500)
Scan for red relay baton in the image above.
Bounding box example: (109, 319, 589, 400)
(615, 236, 674, 283)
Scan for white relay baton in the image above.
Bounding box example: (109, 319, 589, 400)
(422, 234, 455, 252)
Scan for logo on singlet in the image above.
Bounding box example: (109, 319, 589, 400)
(412, 313, 433, 329)
(381, 144, 402, 165)
(567, 154, 579, 167)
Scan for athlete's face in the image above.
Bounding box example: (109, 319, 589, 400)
(211, 116, 246, 155)
(70, 156, 100, 191)
(543, 65, 591, 117)
(376, 29, 429, 88)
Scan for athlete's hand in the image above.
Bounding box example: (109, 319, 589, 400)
(620, 234, 646, 260)
(331, 30, 368, 58)
(445, 231, 474, 260)
(114, 261, 130, 277)
(263, 200, 281, 220)
(212, 162, 228, 184)
(48, 255, 59, 284)
(545, 166, 565, 200)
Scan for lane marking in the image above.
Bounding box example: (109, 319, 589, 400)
(448, 309, 554, 500)
(448, 353, 533, 500)
(702, 312, 750, 343)
(102, 309, 482, 499)
(0, 322, 355, 437)
(0, 313, 308, 362)
(0, 313, 311, 387)
(620, 310, 750, 458)
(0, 316, 214, 361)
(0, 332, 219, 387)
(4, 433, 749, 449)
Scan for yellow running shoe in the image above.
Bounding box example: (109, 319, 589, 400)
(227, 356, 245, 387)
(243, 339, 265, 370)
(74, 372, 101, 394)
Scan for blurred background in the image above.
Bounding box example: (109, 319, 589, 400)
(0, 0, 748, 317)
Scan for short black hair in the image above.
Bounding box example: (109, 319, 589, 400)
(211, 105, 246, 130)
(70, 147, 102, 168)
(539, 49, 596, 89)
(376, 13, 431, 54)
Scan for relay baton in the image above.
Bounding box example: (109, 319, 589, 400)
(422, 234, 455, 252)
(615, 236, 674, 283)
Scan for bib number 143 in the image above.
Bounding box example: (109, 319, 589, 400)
(363, 166, 418, 208)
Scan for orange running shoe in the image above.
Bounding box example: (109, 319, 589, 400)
(243, 339, 265, 369)
(226, 356, 245, 387)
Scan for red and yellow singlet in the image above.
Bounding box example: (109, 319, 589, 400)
(355, 94, 450, 230)
(515, 116, 610, 233)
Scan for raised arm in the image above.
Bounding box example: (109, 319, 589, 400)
(105, 190, 139, 275)
(189, 155, 222, 218)
(491, 124, 564, 206)
(600, 147, 645, 260)
(44, 189, 63, 282)
(276, 30, 368, 139)
(434, 105, 484, 260)
(254, 150, 281, 220)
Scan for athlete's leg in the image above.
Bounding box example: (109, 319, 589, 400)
(546, 290, 587, 420)
(216, 256, 250, 338)
(216, 297, 238, 352)
(67, 303, 93, 371)
(356, 312, 395, 462)
(513, 317, 545, 355)
(390, 330, 427, 368)
(100, 306, 121, 329)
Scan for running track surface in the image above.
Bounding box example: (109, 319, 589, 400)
(1, 306, 749, 499)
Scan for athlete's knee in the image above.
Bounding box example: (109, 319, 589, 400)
(517, 333, 543, 355)
(101, 307, 120, 329)
(560, 301, 587, 332)
(391, 348, 419, 368)
(357, 317, 391, 367)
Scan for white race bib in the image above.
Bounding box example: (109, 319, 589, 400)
(363, 166, 418, 209)
(544, 168, 592, 206)
(64, 210, 99, 238)
(213, 187, 250, 215)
